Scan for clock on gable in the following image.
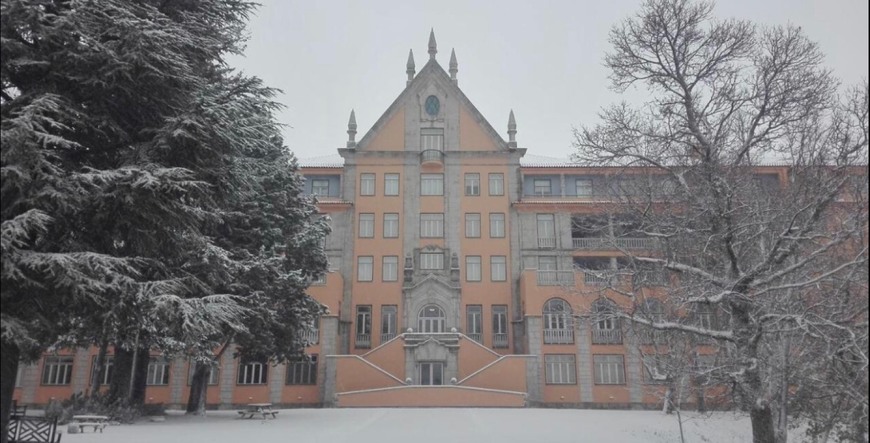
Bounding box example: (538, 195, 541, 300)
(424, 95, 440, 116)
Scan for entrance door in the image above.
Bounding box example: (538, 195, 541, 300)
(418, 305, 445, 333)
(419, 362, 444, 385)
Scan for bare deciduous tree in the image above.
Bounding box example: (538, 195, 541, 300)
(572, 1, 869, 442)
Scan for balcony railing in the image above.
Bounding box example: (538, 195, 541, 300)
(537, 270, 576, 286)
(420, 149, 444, 165)
(591, 328, 623, 344)
(638, 329, 667, 345)
(543, 329, 574, 344)
(493, 333, 509, 348)
(355, 333, 371, 348)
(380, 332, 396, 343)
(302, 328, 319, 345)
(572, 237, 659, 250)
(467, 333, 482, 343)
(583, 271, 611, 286)
(537, 237, 556, 249)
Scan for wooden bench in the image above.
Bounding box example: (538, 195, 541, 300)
(7, 416, 61, 443)
(71, 415, 109, 433)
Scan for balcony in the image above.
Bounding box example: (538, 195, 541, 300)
(543, 329, 574, 344)
(467, 333, 482, 344)
(537, 270, 576, 286)
(493, 333, 509, 349)
(591, 329, 623, 345)
(355, 333, 371, 349)
(572, 237, 659, 250)
(582, 271, 611, 286)
(420, 149, 444, 166)
(380, 333, 396, 343)
(537, 237, 556, 249)
(302, 328, 319, 345)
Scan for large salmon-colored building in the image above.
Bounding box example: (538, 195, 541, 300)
(15, 32, 755, 410)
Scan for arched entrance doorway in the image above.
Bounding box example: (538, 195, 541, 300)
(418, 305, 445, 333)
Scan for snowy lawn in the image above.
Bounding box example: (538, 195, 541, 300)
(57, 408, 761, 443)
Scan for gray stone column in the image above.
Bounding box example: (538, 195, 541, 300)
(218, 344, 237, 407)
(269, 363, 285, 404)
(576, 318, 594, 402)
(626, 335, 643, 405)
(322, 356, 338, 407)
(169, 357, 186, 407)
(318, 316, 339, 404)
(21, 363, 39, 404)
(524, 356, 541, 405)
(70, 348, 91, 395)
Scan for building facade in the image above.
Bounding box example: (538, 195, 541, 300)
(15, 32, 786, 410)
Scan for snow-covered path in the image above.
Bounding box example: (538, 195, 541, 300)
(63, 408, 755, 443)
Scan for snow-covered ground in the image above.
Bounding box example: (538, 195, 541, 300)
(58, 408, 763, 443)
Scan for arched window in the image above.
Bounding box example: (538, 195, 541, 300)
(543, 298, 574, 344)
(591, 299, 622, 344)
(418, 305, 445, 333)
(637, 299, 664, 344)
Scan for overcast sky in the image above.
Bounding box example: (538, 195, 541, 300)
(226, 0, 869, 160)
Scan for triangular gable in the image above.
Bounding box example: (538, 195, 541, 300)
(356, 59, 508, 152)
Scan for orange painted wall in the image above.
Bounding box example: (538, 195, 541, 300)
(361, 338, 406, 380)
(456, 340, 500, 379)
(458, 107, 499, 151)
(331, 356, 403, 393)
(337, 386, 525, 407)
(231, 385, 270, 405)
(459, 357, 527, 393)
(364, 106, 405, 151)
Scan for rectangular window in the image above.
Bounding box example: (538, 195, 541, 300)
(146, 357, 170, 386)
(490, 256, 507, 281)
(91, 356, 114, 386)
(237, 361, 268, 385)
(576, 178, 593, 196)
(384, 173, 400, 196)
(538, 256, 557, 271)
(536, 214, 556, 248)
(466, 256, 481, 281)
(421, 128, 444, 151)
(358, 213, 374, 238)
(492, 305, 509, 348)
(381, 305, 398, 342)
(489, 173, 505, 196)
(360, 173, 375, 196)
(545, 354, 577, 384)
(594, 355, 626, 385)
(41, 356, 73, 385)
(466, 305, 483, 342)
(420, 213, 444, 238)
(534, 179, 552, 196)
(382, 256, 399, 282)
(357, 256, 373, 281)
(420, 252, 444, 270)
(187, 361, 220, 385)
(465, 213, 481, 238)
(489, 213, 506, 238)
(383, 213, 399, 238)
(356, 305, 372, 348)
(312, 179, 330, 196)
(421, 174, 444, 196)
(465, 173, 481, 196)
(286, 355, 317, 385)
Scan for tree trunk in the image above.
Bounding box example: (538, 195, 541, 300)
(89, 339, 109, 397)
(751, 404, 777, 443)
(186, 363, 209, 415)
(0, 341, 20, 443)
(108, 346, 149, 406)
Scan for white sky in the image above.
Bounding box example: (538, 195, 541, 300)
(226, 0, 869, 160)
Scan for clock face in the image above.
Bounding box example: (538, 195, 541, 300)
(425, 95, 440, 116)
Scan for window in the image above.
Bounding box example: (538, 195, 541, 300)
(421, 174, 444, 196)
(15, 364, 24, 388)
(536, 214, 556, 248)
(489, 213, 505, 238)
(237, 361, 268, 385)
(594, 355, 626, 385)
(489, 173, 505, 196)
(41, 356, 73, 385)
(465, 213, 481, 238)
(381, 305, 398, 342)
(420, 252, 444, 270)
(466, 305, 483, 342)
(418, 305, 445, 333)
(312, 179, 330, 196)
(543, 298, 574, 344)
(538, 256, 557, 271)
(91, 356, 114, 386)
(534, 179, 552, 196)
(420, 213, 444, 238)
(642, 355, 670, 384)
(187, 361, 220, 385)
(592, 299, 622, 344)
(356, 305, 372, 348)
(286, 356, 317, 385)
(545, 355, 577, 384)
(358, 213, 374, 238)
(466, 256, 481, 281)
(419, 362, 444, 385)
(421, 128, 444, 151)
(465, 173, 480, 196)
(357, 256, 373, 281)
(380, 213, 399, 238)
(146, 357, 170, 386)
(492, 305, 509, 348)
(490, 256, 507, 281)
(384, 173, 400, 196)
(382, 256, 398, 282)
(360, 173, 375, 196)
(576, 178, 593, 196)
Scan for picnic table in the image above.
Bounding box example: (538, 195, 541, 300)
(237, 403, 278, 419)
(71, 414, 109, 433)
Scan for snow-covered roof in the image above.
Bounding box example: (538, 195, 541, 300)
(298, 154, 344, 168)
(519, 154, 576, 168)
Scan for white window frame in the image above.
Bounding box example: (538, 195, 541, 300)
(360, 173, 375, 196)
(357, 256, 373, 281)
(420, 213, 444, 238)
(594, 355, 626, 385)
(41, 356, 73, 386)
(286, 355, 317, 385)
(358, 213, 374, 238)
(420, 252, 444, 270)
(489, 173, 504, 196)
(534, 178, 552, 196)
(146, 357, 170, 386)
(311, 179, 330, 196)
(467, 305, 483, 337)
(466, 256, 482, 281)
(383, 213, 399, 238)
(465, 213, 481, 238)
(421, 174, 444, 196)
(545, 354, 577, 384)
(465, 173, 481, 196)
(91, 355, 114, 386)
(237, 361, 268, 385)
(384, 173, 400, 196)
(421, 128, 444, 151)
(489, 213, 505, 238)
(576, 178, 593, 196)
(490, 255, 507, 281)
(382, 256, 398, 282)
